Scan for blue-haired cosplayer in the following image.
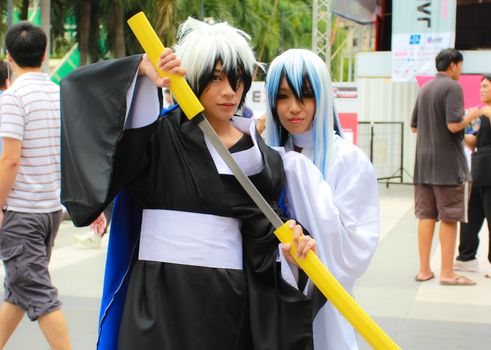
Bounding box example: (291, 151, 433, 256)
(265, 49, 344, 177)
(60, 19, 323, 350)
(265, 49, 381, 350)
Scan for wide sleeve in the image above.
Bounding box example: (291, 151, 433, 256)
(60, 55, 159, 226)
(282, 145, 380, 293)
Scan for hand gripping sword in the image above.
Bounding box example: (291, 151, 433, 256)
(127, 12, 400, 350)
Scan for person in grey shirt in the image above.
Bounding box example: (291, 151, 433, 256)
(411, 48, 480, 286)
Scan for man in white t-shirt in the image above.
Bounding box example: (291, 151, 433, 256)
(0, 22, 71, 350)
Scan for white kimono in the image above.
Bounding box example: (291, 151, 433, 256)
(281, 134, 380, 350)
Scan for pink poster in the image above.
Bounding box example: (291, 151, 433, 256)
(338, 113, 358, 145)
(416, 75, 482, 109)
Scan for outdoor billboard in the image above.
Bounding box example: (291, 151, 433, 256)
(392, 0, 456, 82)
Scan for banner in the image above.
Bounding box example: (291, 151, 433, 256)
(392, 0, 456, 82)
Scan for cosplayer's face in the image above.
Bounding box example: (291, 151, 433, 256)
(480, 78, 491, 104)
(200, 62, 244, 123)
(276, 78, 315, 135)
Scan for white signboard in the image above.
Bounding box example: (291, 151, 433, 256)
(244, 81, 267, 119)
(392, 32, 455, 82)
(392, 0, 456, 82)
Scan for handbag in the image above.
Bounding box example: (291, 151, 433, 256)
(471, 145, 491, 186)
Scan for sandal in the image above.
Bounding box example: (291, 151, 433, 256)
(440, 274, 476, 286)
(414, 272, 435, 282)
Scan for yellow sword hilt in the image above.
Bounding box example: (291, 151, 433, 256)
(127, 12, 203, 120)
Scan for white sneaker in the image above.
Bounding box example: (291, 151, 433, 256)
(74, 230, 102, 249)
(485, 267, 491, 278)
(453, 259, 479, 272)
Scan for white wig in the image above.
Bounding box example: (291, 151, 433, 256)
(173, 17, 259, 102)
(264, 49, 342, 178)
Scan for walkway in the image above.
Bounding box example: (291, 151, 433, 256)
(1, 184, 490, 349)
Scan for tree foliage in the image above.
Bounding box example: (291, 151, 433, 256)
(44, 0, 316, 65)
(2, 0, 352, 79)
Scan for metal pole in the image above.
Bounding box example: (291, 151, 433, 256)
(7, 0, 13, 28)
(370, 122, 374, 163)
(348, 54, 352, 82)
(40, 0, 50, 72)
(312, 0, 331, 66)
(400, 122, 404, 183)
(200, 0, 205, 19)
(326, 0, 331, 65)
(339, 54, 343, 81)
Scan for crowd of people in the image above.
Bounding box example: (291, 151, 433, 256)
(0, 18, 488, 350)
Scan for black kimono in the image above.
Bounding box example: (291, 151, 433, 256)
(61, 55, 319, 350)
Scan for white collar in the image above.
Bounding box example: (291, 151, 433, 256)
(291, 128, 314, 148)
(204, 116, 264, 176)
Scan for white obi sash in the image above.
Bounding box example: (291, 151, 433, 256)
(138, 209, 243, 270)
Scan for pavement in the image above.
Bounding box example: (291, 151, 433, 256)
(1, 183, 491, 349)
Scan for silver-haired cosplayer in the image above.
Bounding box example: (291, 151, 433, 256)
(61, 19, 322, 350)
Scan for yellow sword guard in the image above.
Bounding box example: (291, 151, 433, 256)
(127, 12, 204, 119)
(275, 222, 401, 350)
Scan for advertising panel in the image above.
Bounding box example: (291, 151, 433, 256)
(392, 0, 456, 82)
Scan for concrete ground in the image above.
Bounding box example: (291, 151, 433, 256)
(356, 184, 491, 350)
(1, 184, 490, 349)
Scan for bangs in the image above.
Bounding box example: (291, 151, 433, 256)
(197, 57, 251, 98)
(281, 70, 314, 102)
(174, 18, 257, 100)
(267, 52, 320, 111)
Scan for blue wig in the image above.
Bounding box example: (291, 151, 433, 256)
(264, 49, 343, 178)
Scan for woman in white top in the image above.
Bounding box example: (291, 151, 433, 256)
(264, 49, 380, 350)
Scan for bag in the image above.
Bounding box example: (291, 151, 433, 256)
(471, 145, 491, 186)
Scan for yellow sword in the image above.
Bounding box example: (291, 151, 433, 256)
(127, 12, 400, 350)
